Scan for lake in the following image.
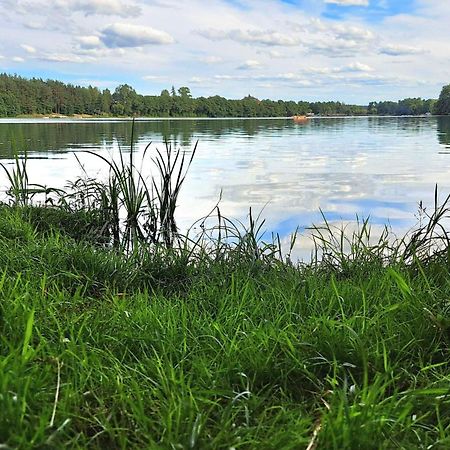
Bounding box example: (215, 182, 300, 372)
(1, 116, 450, 258)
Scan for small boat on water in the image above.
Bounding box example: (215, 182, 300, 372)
(292, 115, 309, 123)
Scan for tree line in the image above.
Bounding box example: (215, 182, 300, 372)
(368, 98, 436, 115)
(1, 73, 449, 118)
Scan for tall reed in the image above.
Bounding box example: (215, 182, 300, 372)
(69, 120, 198, 251)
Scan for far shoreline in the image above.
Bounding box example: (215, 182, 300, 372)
(0, 114, 446, 122)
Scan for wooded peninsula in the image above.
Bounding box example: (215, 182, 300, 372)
(1, 73, 449, 118)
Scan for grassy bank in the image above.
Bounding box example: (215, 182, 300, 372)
(0, 206, 449, 449)
(0, 140, 449, 448)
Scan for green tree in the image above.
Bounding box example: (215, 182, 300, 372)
(435, 84, 450, 115)
(159, 89, 172, 116)
(101, 89, 112, 114)
(176, 86, 194, 116)
(112, 84, 139, 116)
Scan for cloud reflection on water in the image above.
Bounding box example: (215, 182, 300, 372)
(1, 116, 450, 260)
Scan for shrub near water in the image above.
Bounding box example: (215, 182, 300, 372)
(0, 203, 449, 449)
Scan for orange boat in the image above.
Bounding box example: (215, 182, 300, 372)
(292, 115, 309, 123)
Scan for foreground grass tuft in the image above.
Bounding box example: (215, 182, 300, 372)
(0, 206, 449, 449)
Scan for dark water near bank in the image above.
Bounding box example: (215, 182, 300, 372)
(1, 116, 450, 255)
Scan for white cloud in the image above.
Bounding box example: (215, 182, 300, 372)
(340, 62, 374, 72)
(20, 44, 36, 53)
(100, 23, 175, 48)
(236, 59, 262, 70)
(329, 72, 421, 87)
(7, 0, 141, 18)
(75, 35, 102, 49)
(213, 72, 313, 83)
(300, 19, 375, 57)
(23, 21, 46, 30)
(39, 53, 94, 63)
(142, 75, 166, 81)
(197, 28, 301, 47)
(69, 0, 141, 18)
(72, 78, 120, 88)
(196, 64, 394, 92)
(73, 44, 126, 58)
(302, 62, 373, 74)
(189, 76, 207, 84)
(332, 24, 374, 41)
(214, 74, 246, 81)
(324, 0, 369, 5)
(12, 56, 25, 62)
(307, 38, 364, 57)
(257, 49, 286, 59)
(379, 44, 425, 56)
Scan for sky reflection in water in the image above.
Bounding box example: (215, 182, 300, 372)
(1, 116, 450, 260)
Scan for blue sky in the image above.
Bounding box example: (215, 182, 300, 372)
(321, 0, 417, 21)
(0, 0, 448, 103)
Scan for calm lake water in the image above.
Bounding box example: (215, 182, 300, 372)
(1, 116, 450, 257)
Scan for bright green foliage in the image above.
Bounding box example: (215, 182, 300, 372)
(368, 98, 436, 115)
(0, 206, 449, 449)
(435, 84, 450, 115)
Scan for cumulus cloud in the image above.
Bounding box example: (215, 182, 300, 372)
(257, 49, 286, 59)
(379, 44, 425, 56)
(69, 0, 141, 17)
(300, 19, 375, 57)
(100, 23, 175, 48)
(332, 24, 374, 41)
(20, 44, 36, 53)
(340, 62, 373, 72)
(197, 28, 301, 47)
(326, 72, 423, 87)
(324, 0, 369, 6)
(210, 73, 318, 89)
(2, 0, 141, 17)
(213, 73, 311, 83)
(142, 75, 166, 81)
(39, 53, 95, 63)
(236, 59, 262, 70)
(303, 62, 373, 74)
(75, 47, 126, 57)
(214, 74, 247, 81)
(75, 35, 102, 49)
(189, 76, 207, 84)
(307, 38, 364, 57)
(305, 18, 374, 39)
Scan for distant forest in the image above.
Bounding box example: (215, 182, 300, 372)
(0, 73, 448, 118)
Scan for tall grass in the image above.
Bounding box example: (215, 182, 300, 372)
(0, 151, 31, 206)
(0, 131, 449, 448)
(0, 151, 59, 207)
(307, 185, 450, 276)
(0, 204, 449, 448)
(76, 125, 198, 251)
(152, 140, 197, 247)
(0, 120, 198, 252)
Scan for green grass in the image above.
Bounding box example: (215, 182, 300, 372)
(0, 204, 449, 449)
(0, 133, 449, 448)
